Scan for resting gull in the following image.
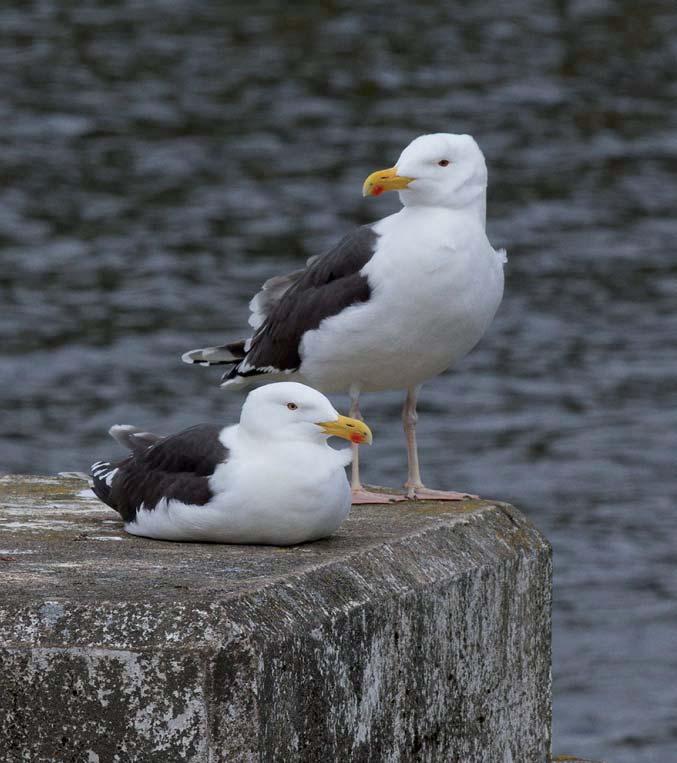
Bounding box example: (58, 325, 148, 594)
(183, 133, 505, 503)
(90, 382, 372, 544)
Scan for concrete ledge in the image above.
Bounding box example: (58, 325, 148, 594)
(0, 475, 552, 762)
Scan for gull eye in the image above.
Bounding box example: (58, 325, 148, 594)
(286, 402, 298, 410)
(438, 159, 450, 167)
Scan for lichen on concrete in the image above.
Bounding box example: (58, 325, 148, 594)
(0, 474, 552, 762)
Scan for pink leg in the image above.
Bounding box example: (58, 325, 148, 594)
(349, 387, 405, 505)
(402, 386, 477, 501)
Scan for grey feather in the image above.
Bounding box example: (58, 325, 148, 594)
(181, 340, 246, 366)
(248, 255, 321, 330)
(109, 425, 163, 454)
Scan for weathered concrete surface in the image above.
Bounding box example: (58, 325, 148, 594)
(0, 474, 552, 762)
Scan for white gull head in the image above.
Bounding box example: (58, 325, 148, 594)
(238, 382, 372, 446)
(363, 133, 488, 216)
(396, 133, 487, 209)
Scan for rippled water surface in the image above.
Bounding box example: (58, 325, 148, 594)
(1, 2, 676, 760)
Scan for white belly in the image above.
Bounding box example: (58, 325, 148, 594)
(299, 212, 504, 393)
(126, 442, 352, 546)
(210, 456, 351, 545)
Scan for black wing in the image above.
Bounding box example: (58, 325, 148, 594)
(91, 424, 228, 523)
(225, 224, 378, 381)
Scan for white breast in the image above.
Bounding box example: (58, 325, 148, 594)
(299, 207, 504, 393)
(209, 439, 351, 544)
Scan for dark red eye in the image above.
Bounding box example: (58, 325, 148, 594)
(286, 402, 298, 410)
(438, 159, 450, 167)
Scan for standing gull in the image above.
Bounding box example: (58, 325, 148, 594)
(183, 133, 505, 503)
(90, 382, 372, 544)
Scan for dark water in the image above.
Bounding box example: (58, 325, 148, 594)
(1, 2, 676, 759)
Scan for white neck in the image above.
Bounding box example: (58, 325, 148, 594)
(400, 186, 486, 229)
(231, 425, 352, 469)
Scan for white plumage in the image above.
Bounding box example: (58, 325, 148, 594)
(298, 206, 504, 393)
(90, 382, 372, 545)
(183, 133, 506, 503)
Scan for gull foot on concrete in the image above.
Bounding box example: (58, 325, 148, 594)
(405, 486, 478, 501)
(351, 488, 406, 505)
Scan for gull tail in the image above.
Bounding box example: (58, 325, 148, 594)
(90, 426, 163, 508)
(109, 425, 162, 454)
(181, 340, 246, 367)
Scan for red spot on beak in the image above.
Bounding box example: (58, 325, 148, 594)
(350, 433, 364, 444)
(372, 185, 384, 196)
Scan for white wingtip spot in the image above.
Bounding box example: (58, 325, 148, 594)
(104, 468, 118, 486)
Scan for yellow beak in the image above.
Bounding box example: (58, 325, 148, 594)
(362, 166, 414, 197)
(316, 415, 373, 445)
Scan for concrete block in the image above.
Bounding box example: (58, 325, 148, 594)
(0, 475, 552, 762)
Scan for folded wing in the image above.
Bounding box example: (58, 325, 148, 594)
(91, 424, 228, 523)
